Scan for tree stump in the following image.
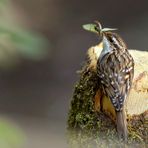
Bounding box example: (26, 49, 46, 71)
(67, 43, 148, 147)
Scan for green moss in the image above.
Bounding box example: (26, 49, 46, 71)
(68, 66, 99, 131)
(67, 65, 147, 147)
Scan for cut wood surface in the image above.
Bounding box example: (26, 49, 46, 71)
(126, 50, 148, 115)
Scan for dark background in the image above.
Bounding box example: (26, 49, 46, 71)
(0, 0, 148, 147)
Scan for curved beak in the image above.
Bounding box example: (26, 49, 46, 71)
(101, 28, 117, 32)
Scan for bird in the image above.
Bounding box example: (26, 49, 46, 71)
(84, 21, 134, 140)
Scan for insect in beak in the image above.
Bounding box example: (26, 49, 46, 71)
(82, 21, 117, 36)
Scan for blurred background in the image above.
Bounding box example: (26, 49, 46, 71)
(0, 0, 148, 147)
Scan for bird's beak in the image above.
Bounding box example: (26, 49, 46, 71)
(101, 28, 117, 32)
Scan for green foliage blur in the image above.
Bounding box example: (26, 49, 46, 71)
(0, 0, 49, 69)
(0, 119, 25, 148)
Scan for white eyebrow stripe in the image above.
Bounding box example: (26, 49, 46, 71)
(112, 37, 122, 48)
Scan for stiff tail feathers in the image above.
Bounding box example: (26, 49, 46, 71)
(116, 110, 128, 141)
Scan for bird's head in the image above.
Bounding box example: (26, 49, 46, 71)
(84, 22, 126, 70)
(83, 21, 126, 49)
(83, 21, 117, 37)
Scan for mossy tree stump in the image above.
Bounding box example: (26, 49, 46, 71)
(67, 44, 148, 147)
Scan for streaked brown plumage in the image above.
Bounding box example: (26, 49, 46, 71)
(96, 24, 134, 140)
(84, 21, 134, 140)
(98, 32, 134, 110)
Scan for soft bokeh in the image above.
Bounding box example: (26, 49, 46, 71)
(0, 0, 148, 147)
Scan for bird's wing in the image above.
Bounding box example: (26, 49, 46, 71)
(98, 50, 134, 111)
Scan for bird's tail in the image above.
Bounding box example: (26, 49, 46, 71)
(116, 110, 128, 141)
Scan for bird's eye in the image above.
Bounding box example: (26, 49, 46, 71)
(108, 36, 114, 43)
(94, 26, 99, 32)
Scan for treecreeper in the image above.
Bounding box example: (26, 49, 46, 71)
(67, 21, 148, 147)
